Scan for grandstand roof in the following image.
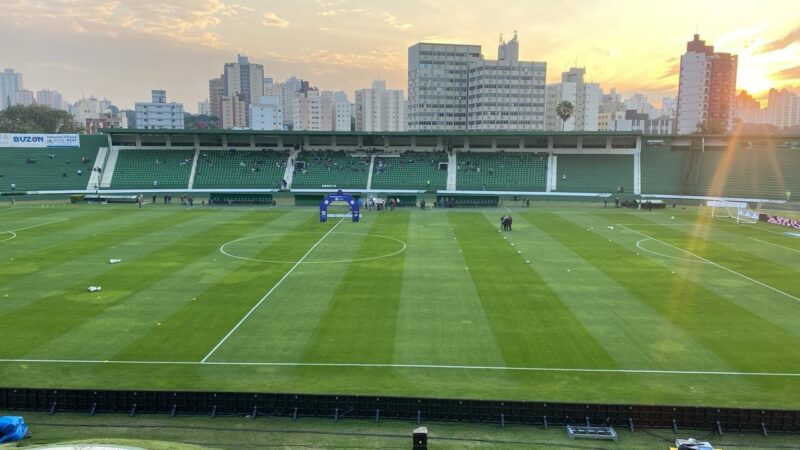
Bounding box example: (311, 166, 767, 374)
(100, 128, 640, 137)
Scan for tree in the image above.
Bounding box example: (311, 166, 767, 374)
(694, 119, 727, 135)
(183, 113, 220, 130)
(0, 104, 83, 133)
(555, 101, 574, 131)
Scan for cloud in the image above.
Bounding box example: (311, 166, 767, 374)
(758, 27, 800, 53)
(658, 62, 680, 80)
(771, 65, 800, 80)
(262, 12, 290, 28)
(381, 13, 412, 30)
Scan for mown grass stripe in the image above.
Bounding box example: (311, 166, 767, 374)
(301, 212, 410, 364)
(449, 212, 616, 369)
(533, 212, 800, 374)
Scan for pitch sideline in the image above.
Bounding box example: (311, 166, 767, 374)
(0, 358, 798, 377)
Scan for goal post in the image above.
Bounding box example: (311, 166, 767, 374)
(704, 200, 758, 224)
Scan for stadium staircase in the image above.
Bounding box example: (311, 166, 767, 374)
(282, 149, 300, 189)
(447, 152, 457, 190)
(365, 155, 376, 190)
(187, 148, 200, 189)
(99, 147, 118, 188)
(86, 146, 108, 190)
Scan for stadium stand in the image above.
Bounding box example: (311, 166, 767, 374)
(455, 151, 548, 191)
(110, 149, 194, 189)
(292, 150, 369, 189)
(555, 154, 634, 193)
(371, 151, 448, 190)
(193, 149, 289, 189)
(0, 135, 105, 192)
(685, 144, 800, 200)
(641, 144, 687, 196)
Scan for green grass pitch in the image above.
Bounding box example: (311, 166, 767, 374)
(0, 202, 799, 410)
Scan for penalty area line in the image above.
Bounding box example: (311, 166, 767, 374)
(0, 358, 799, 377)
(200, 218, 345, 363)
(618, 224, 800, 304)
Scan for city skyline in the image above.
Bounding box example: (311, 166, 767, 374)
(1, 0, 799, 111)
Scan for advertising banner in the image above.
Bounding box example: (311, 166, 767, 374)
(0, 133, 80, 148)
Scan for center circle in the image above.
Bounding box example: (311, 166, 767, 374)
(219, 231, 407, 264)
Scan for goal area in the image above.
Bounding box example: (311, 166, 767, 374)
(702, 200, 759, 224)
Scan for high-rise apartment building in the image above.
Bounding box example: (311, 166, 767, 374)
(220, 93, 248, 129)
(408, 34, 546, 131)
(36, 89, 63, 110)
(0, 69, 23, 109)
(222, 55, 264, 126)
(355, 80, 407, 131)
(14, 90, 35, 106)
(249, 95, 283, 131)
(765, 88, 800, 130)
(467, 33, 547, 130)
(676, 34, 738, 134)
(208, 76, 225, 118)
(197, 100, 210, 116)
(544, 67, 601, 131)
(408, 43, 482, 130)
(135, 90, 185, 129)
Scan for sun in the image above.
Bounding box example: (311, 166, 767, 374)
(737, 66, 773, 95)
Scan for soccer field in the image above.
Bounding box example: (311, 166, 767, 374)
(1, 202, 799, 410)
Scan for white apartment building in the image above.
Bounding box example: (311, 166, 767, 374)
(467, 33, 546, 131)
(293, 88, 324, 131)
(0, 69, 23, 110)
(408, 43, 482, 130)
(545, 67, 601, 131)
(331, 91, 352, 131)
(766, 88, 800, 130)
(355, 80, 407, 131)
(14, 89, 35, 106)
(36, 89, 64, 110)
(249, 95, 283, 131)
(676, 34, 737, 134)
(197, 100, 210, 116)
(135, 90, 185, 129)
(625, 93, 660, 118)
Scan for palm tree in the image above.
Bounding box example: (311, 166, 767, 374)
(555, 101, 574, 131)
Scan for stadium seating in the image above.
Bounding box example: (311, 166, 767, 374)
(455, 151, 548, 191)
(371, 151, 448, 190)
(292, 150, 369, 189)
(110, 149, 194, 189)
(193, 149, 288, 189)
(0, 135, 105, 192)
(555, 154, 633, 193)
(687, 146, 798, 200)
(641, 147, 688, 195)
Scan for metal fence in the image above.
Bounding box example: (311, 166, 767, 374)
(1, 388, 798, 434)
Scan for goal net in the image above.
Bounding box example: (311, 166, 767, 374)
(705, 200, 759, 224)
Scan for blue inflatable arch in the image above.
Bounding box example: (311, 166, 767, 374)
(319, 190, 361, 223)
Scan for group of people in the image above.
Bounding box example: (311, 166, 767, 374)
(500, 215, 513, 231)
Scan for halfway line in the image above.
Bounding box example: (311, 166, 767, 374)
(200, 218, 345, 363)
(0, 358, 798, 377)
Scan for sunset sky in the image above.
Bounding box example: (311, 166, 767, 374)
(1, 0, 799, 112)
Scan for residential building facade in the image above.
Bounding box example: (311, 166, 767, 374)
(0, 69, 23, 110)
(545, 67, 601, 131)
(249, 95, 283, 131)
(135, 90, 185, 129)
(355, 80, 407, 131)
(676, 34, 738, 134)
(36, 89, 64, 110)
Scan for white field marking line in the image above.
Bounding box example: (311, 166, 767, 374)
(201, 218, 345, 363)
(750, 237, 800, 254)
(0, 218, 69, 243)
(618, 224, 800, 304)
(1, 358, 799, 377)
(219, 232, 406, 264)
(635, 238, 706, 264)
